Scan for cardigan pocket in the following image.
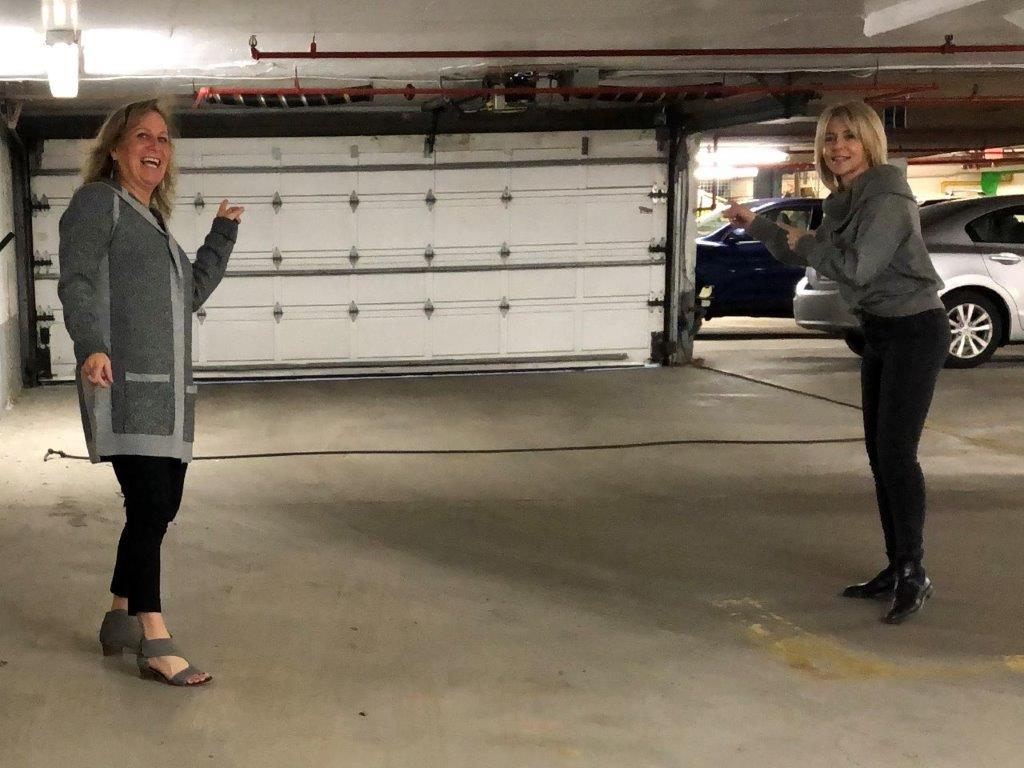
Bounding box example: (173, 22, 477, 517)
(112, 372, 175, 436)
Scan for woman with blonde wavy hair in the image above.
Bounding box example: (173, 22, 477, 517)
(58, 99, 244, 685)
(723, 101, 949, 625)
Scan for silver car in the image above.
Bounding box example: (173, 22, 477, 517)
(793, 195, 1024, 368)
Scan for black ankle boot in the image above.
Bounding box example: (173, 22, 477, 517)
(882, 561, 933, 624)
(841, 565, 897, 600)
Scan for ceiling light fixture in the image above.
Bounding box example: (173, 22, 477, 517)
(41, 0, 80, 98)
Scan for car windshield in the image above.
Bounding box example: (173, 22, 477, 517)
(695, 207, 731, 237)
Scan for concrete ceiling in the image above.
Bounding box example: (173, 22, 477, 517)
(1, 0, 1024, 148)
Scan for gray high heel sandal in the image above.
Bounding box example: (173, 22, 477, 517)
(99, 609, 142, 656)
(136, 637, 212, 687)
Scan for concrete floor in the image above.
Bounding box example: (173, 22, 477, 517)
(1, 335, 1023, 767)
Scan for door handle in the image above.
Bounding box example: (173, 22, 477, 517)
(990, 252, 1022, 265)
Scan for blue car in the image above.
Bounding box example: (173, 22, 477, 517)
(695, 197, 823, 320)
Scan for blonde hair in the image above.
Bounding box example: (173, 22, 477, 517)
(82, 98, 178, 219)
(814, 100, 888, 192)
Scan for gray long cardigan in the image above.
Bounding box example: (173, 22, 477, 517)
(57, 179, 237, 462)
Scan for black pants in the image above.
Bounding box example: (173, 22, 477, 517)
(107, 456, 188, 615)
(860, 308, 950, 565)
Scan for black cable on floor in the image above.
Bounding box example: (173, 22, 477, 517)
(694, 363, 863, 411)
(44, 434, 863, 463)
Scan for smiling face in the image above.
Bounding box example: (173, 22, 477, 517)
(110, 110, 171, 206)
(822, 117, 871, 188)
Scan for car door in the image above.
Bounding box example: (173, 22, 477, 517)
(964, 205, 1024, 332)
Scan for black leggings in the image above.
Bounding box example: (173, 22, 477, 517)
(107, 456, 188, 615)
(860, 308, 950, 565)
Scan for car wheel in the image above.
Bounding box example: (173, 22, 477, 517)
(943, 290, 1003, 369)
(843, 329, 865, 356)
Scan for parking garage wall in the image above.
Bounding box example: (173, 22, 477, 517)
(0, 133, 21, 415)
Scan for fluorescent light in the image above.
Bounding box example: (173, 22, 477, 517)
(41, 0, 78, 30)
(0, 27, 46, 75)
(46, 39, 79, 97)
(697, 145, 789, 166)
(694, 166, 759, 181)
(863, 0, 988, 37)
(83, 29, 184, 74)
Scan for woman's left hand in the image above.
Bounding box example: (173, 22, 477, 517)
(216, 199, 245, 223)
(779, 223, 811, 250)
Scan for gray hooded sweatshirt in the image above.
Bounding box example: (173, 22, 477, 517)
(58, 179, 237, 462)
(747, 163, 943, 318)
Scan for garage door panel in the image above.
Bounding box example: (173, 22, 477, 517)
(585, 200, 655, 244)
(200, 314, 277, 363)
(507, 310, 575, 353)
(230, 208, 276, 255)
(34, 280, 60, 312)
(281, 275, 351, 306)
(356, 314, 426, 358)
(201, 173, 279, 200)
(47, 319, 76, 367)
(31, 209, 61, 254)
(431, 311, 502, 356)
(510, 201, 580, 246)
(509, 270, 577, 300)
(435, 165, 508, 193)
(278, 205, 354, 252)
(435, 203, 507, 248)
(511, 164, 585, 191)
(358, 204, 431, 250)
(358, 169, 432, 195)
(586, 163, 663, 189)
(432, 272, 504, 302)
(279, 172, 356, 197)
(356, 273, 426, 304)
(583, 266, 652, 298)
(278, 318, 352, 360)
(205, 277, 275, 308)
(581, 307, 652, 351)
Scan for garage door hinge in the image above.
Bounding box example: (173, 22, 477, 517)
(499, 297, 510, 314)
(273, 303, 283, 322)
(193, 193, 205, 210)
(349, 191, 359, 211)
(272, 192, 283, 211)
(648, 238, 667, 254)
(499, 243, 511, 259)
(33, 251, 53, 271)
(424, 245, 435, 262)
(648, 185, 668, 203)
(500, 187, 513, 205)
(31, 194, 50, 211)
(197, 307, 207, 324)
(272, 247, 283, 267)
(349, 246, 360, 264)
(425, 189, 437, 209)
(36, 310, 55, 323)
(349, 301, 359, 320)
(647, 296, 665, 307)
(424, 299, 435, 317)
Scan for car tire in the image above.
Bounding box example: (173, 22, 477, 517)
(842, 329, 865, 357)
(943, 290, 1003, 369)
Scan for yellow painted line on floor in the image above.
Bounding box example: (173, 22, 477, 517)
(714, 598, 1024, 681)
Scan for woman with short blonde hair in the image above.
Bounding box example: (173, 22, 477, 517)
(723, 100, 949, 624)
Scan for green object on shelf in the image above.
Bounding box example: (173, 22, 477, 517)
(980, 171, 1001, 196)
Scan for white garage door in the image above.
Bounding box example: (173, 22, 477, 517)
(31, 130, 667, 379)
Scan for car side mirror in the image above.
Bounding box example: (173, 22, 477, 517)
(724, 229, 745, 244)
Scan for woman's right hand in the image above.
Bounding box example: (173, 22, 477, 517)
(721, 201, 756, 229)
(81, 352, 113, 388)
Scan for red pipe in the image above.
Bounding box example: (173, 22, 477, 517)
(194, 83, 937, 108)
(248, 36, 1024, 61)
